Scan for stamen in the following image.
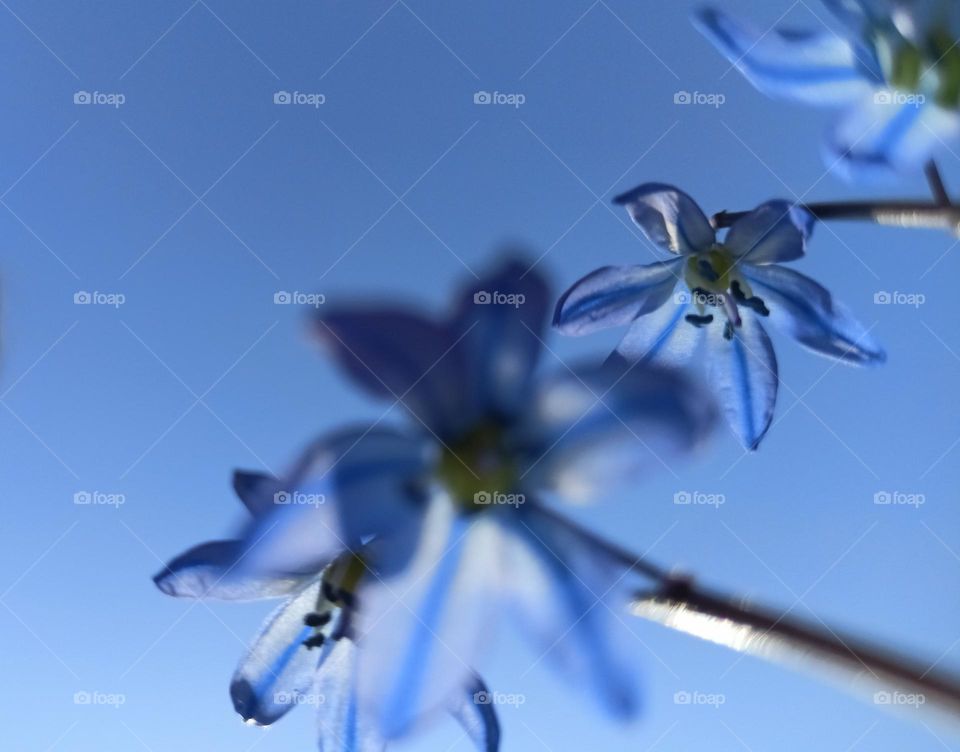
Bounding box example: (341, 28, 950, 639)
(730, 280, 769, 316)
(303, 611, 332, 628)
(721, 294, 742, 328)
(691, 287, 718, 308)
(302, 634, 326, 650)
(321, 580, 339, 604)
(684, 313, 714, 328)
(723, 321, 735, 341)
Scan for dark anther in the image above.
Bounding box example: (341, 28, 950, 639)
(302, 633, 326, 650)
(730, 280, 770, 317)
(697, 259, 720, 282)
(723, 321, 735, 341)
(743, 296, 770, 316)
(303, 611, 332, 628)
(684, 313, 714, 328)
(338, 590, 358, 610)
(321, 581, 339, 604)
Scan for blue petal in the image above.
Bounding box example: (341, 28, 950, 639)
(743, 264, 885, 364)
(232, 470, 281, 517)
(613, 183, 715, 255)
(694, 7, 879, 104)
(447, 676, 501, 752)
(354, 497, 502, 740)
(450, 258, 550, 423)
(315, 639, 385, 752)
(616, 298, 703, 365)
(152, 540, 308, 600)
(706, 316, 778, 450)
(825, 95, 960, 181)
(515, 360, 717, 500)
(553, 260, 683, 335)
(230, 580, 330, 726)
(723, 201, 815, 263)
(314, 308, 461, 435)
(235, 427, 431, 582)
(823, 0, 871, 31)
(503, 504, 641, 718)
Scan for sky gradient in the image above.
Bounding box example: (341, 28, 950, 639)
(2, 1, 959, 750)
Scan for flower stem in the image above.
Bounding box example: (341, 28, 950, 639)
(631, 578, 960, 728)
(548, 509, 960, 728)
(714, 202, 960, 235)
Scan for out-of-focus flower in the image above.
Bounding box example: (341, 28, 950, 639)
(155, 470, 500, 752)
(695, 0, 960, 180)
(554, 185, 885, 449)
(156, 258, 716, 743)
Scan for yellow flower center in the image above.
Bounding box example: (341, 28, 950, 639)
(436, 423, 519, 512)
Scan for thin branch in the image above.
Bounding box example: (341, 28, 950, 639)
(631, 578, 960, 729)
(551, 513, 960, 728)
(713, 201, 960, 236)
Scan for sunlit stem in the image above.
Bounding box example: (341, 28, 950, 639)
(631, 580, 960, 728)
(551, 510, 960, 728)
(714, 202, 960, 235)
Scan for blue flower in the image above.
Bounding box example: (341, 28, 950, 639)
(694, 0, 960, 180)
(155, 470, 501, 752)
(554, 185, 885, 449)
(155, 258, 716, 744)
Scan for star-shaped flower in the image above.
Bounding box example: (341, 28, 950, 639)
(554, 184, 885, 449)
(155, 257, 716, 745)
(695, 0, 960, 180)
(156, 468, 501, 751)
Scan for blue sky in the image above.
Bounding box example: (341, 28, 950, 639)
(2, 0, 959, 749)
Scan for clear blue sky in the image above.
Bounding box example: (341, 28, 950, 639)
(2, 1, 959, 749)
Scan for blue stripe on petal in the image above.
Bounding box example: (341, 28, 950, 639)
(743, 264, 885, 364)
(449, 676, 501, 752)
(553, 261, 682, 336)
(153, 540, 308, 600)
(613, 183, 715, 255)
(615, 299, 703, 366)
(694, 7, 878, 105)
(723, 201, 814, 263)
(706, 316, 779, 450)
(381, 515, 469, 736)
(230, 581, 328, 726)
